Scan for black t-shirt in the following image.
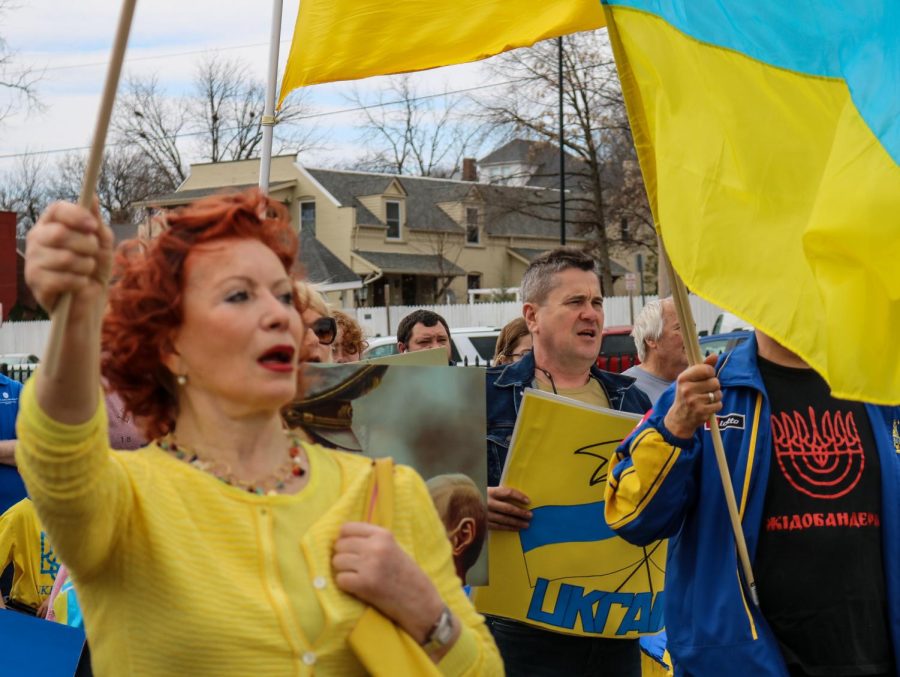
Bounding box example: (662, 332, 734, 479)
(755, 356, 895, 676)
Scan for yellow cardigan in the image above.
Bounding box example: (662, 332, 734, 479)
(16, 381, 502, 676)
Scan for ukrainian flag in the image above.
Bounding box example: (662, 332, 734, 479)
(279, 0, 605, 104)
(602, 1, 900, 404)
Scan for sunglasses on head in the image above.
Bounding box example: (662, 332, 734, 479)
(312, 317, 337, 345)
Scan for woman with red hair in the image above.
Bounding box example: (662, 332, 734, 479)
(18, 190, 500, 676)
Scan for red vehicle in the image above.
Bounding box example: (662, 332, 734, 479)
(596, 325, 640, 373)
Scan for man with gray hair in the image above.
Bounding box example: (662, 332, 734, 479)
(623, 297, 688, 404)
(483, 247, 650, 675)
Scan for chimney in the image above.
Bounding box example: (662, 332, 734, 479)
(461, 157, 477, 182)
(0, 211, 17, 321)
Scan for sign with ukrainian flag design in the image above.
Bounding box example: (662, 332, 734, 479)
(472, 390, 666, 637)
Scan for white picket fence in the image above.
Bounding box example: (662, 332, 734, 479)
(344, 295, 722, 336)
(0, 295, 725, 359)
(354, 294, 724, 338)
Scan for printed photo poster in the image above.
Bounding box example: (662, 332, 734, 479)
(292, 363, 488, 585)
(472, 389, 667, 638)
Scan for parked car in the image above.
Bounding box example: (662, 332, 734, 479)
(363, 327, 501, 366)
(710, 312, 754, 335)
(596, 325, 640, 374)
(699, 330, 752, 357)
(0, 353, 40, 382)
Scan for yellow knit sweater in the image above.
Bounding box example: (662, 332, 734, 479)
(16, 381, 501, 676)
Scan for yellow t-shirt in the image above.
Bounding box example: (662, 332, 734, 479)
(0, 497, 59, 608)
(16, 381, 501, 676)
(535, 376, 611, 409)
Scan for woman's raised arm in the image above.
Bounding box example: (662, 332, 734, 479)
(25, 200, 114, 424)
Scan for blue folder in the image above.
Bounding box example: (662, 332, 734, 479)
(0, 608, 86, 676)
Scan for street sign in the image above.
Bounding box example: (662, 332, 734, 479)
(624, 272, 637, 292)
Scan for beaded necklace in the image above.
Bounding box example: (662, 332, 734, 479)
(157, 431, 306, 496)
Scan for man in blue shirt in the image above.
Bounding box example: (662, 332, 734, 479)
(0, 373, 25, 515)
(0, 372, 25, 602)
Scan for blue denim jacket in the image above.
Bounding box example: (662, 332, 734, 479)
(485, 351, 651, 486)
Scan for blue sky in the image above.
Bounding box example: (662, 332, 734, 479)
(0, 0, 494, 173)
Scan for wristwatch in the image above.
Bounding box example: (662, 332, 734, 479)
(421, 606, 454, 652)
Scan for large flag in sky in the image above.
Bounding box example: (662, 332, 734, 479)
(601, 1, 900, 404)
(278, 0, 605, 105)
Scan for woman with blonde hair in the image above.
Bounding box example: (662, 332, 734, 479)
(492, 317, 532, 366)
(294, 280, 336, 363)
(18, 190, 501, 675)
(332, 310, 368, 363)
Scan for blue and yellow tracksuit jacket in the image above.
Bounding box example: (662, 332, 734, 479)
(605, 335, 900, 676)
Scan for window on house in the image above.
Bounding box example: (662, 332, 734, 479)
(467, 273, 481, 290)
(620, 217, 629, 241)
(466, 207, 480, 245)
(386, 201, 401, 239)
(301, 201, 316, 235)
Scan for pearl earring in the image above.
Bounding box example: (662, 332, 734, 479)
(176, 374, 187, 386)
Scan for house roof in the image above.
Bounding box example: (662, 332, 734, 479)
(353, 250, 466, 277)
(306, 168, 464, 234)
(478, 184, 583, 240)
(508, 247, 631, 277)
(478, 139, 586, 190)
(137, 181, 297, 208)
(298, 230, 361, 288)
(306, 167, 584, 241)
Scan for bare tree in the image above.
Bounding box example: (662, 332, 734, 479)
(113, 54, 317, 185)
(0, 0, 41, 126)
(410, 230, 464, 302)
(476, 31, 655, 293)
(0, 154, 50, 235)
(190, 55, 315, 164)
(51, 149, 176, 225)
(346, 75, 492, 177)
(113, 74, 188, 187)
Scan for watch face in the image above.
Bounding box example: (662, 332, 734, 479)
(434, 608, 454, 645)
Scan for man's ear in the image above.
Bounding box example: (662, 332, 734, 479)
(451, 517, 477, 556)
(397, 342, 408, 354)
(522, 305, 539, 334)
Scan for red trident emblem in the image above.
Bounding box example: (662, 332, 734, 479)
(770, 408, 865, 500)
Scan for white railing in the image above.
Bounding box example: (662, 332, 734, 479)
(1, 295, 726, 358)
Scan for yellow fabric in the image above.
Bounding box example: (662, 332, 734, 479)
(0, 497, 58, 609)
(534, 377, 610, 409)
(604, 7, 900, 404)
(279, 0, 605, 102)
(348, 457, 441, 676)
(15, 381, 501, 676)
(474, 390, 664, 637)
(605, 429, 682, 529)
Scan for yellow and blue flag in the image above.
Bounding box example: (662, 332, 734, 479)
(472, 390, 666, 638)
(279, 0, 605, 105)
(602, 1, 900, 404)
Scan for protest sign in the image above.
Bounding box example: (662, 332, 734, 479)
(473, 389, 666, 637)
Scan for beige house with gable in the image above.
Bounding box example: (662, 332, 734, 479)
(140, 153, 631, 308)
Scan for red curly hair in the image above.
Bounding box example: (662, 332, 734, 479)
(102, 189, 299, 440)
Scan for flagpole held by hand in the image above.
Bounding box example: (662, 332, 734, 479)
(661, 240, 760, 607)
(43, 0, 138, 380)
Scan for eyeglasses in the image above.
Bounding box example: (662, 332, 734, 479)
(311, 317, 337, 346)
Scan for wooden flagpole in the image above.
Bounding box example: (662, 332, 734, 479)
(43, 0, 138, 378)
(661, 240, 760, 607)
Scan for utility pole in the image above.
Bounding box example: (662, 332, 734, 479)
(558, 36, 566, 246)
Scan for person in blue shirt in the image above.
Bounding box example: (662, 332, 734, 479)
(0, 373, 25, 515)
(0, 372, 26, 602)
